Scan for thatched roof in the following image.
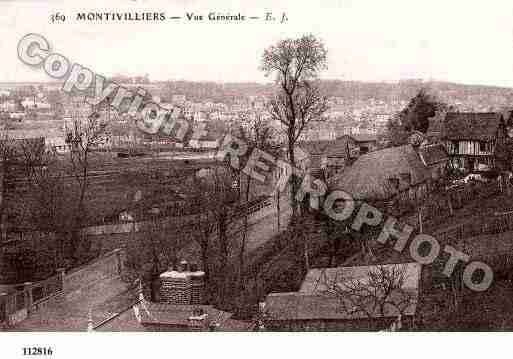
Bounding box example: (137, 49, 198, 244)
(330, 145, 431, 201)
(442, 112, 504, 141)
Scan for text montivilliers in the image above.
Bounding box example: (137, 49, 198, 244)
(76, 12, 166, 21)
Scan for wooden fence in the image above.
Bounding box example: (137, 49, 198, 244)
(420, 180, 500, 224)
(435, 211, 513, 244)
(0, 249, 124, 327)
(0, 270, 64, 327)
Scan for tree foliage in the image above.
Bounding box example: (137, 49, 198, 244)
(386, 88, 449, 146)
(261, 34, 329, 218)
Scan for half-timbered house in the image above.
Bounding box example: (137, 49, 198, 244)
(442, 112, 507, 174)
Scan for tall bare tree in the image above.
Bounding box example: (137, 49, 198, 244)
(65, 110, 106, 261)
(261, 34, 329, 219)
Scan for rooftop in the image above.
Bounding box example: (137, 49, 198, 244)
(349, 134, 378, 143)
(264, 263, 421, 322)
(418, 143, 449, 166)
(442, 112, 504, 141)
(329, 145, 432, 200)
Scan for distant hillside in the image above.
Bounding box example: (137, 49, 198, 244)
(3, 79, 513, 110)
(152, 79, 513, 110)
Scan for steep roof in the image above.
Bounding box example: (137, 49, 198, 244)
(264, 263, 420, 322)
(298, 136, 354, 158)
(350, 134, 378, 143)
(329, 145, 431, 200)
(418, 143, 448, 166)
(442, 112, 504, 141)
(301, 263, 421, 293)
(137, 303, 233, 327)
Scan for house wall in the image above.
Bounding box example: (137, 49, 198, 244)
(446, 140, 494, 156)
(265, 315, 415, 331)
(445, 139, 498, 173)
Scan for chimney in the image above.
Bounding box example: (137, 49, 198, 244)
(188, 307, 209, 330)
(179, 260, 189, 272)
(159, 259, 205, 305)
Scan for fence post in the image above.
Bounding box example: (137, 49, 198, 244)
(114, 249, 123, 275)
(23, 282, 33, 312)
(56, 268, 66, 293)
(0, 292, 7, 324)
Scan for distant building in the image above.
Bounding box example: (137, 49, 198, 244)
(349, 133, 379, 154)
(21, 99, 51, 111)
(0, 101, 17, 112)
(171, 94, 186, 104)
(297, 135, 359, 179)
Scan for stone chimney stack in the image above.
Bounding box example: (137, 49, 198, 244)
(159, 260, 205, 305)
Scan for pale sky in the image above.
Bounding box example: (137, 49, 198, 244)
(2, 0, 513, 87)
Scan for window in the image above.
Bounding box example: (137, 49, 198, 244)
(479, 141, 486, 152)
(452, 141, 458, 153)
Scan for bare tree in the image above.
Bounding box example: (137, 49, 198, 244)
(0, 128, 15, 241)
(231, 114, 280, 302)
(261, 34, 329, 219)
(322, 264, 417, 328)
(65, 110, 107, 261)
(192, 164, 239, 305)
(19, 140, 64, 229)
(17, 139, 70, 268)
(190, 173, 218, 287)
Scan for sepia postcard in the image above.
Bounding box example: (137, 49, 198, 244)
(1, 0, 513, 357)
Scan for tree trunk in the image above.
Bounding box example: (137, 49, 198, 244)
(150, 229, 161, 302)
(238, 176, 251, 294)
(0, 161, 10, 243)
(71, 151, 89, 262)
(418, 207, 423, 234)
(287, 132, 298, 220)
(303, 233, 310, 272)
(276, 190, 281, 232)
(237, 176, 252, 312)
(217, 211, 229, 303)
(200, 235, 210, 284)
